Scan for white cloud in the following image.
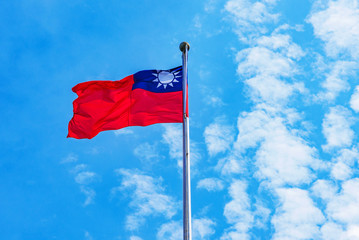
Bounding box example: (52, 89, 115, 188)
(204, 120, 235, 156)
(235, 33, 305, 105)
(320, 222, 344, 240)
(237, 47, 294, 78)
(309, 0, 359, 58)
(234, 109, 322, 186)
(221, 180, 253, 240)
(322, 106, 355, 151)
(331, 161, 353, 180)
(234, 109, 273, 153)
(245, 75, 304, 105)
(162, 124, 201, 169)
(70, 164, 87, 174)
(60, 153, 78, 164)
(75, 171, 97, 185)
(311, 179, 338, 201)
(336, 147, 359, 165)
(350, 86, 359, 112)
(157, 221, 182, 240)
(68, 164, 98, 206)
(156, 218, 215, 240)
(197, 178, 225, 192)
(114, 128, 134, 135)
(204, 0, 218, 12)
(81, 186, 96, 206)
(193, 218, 216, 239)
(130, 236, 143, 240)
(200, 86, 225, 107)
(225, 0, 279, 41)
(253, 199, 271, 228)
(315, 61, 357, 102)
(224, 9, 319, 188)
(346, 225, 359, 239)
(114, 169, 179, 231)
(321, 222, 359, 240)
(316, 178, 359, 237)
(329, 146, 359, 180)
(256, 33, 305, 59)
(133, 142, 162, 164)
(215, 155, 244, 176)
(193, 15, 202, 29)
(255, 131, 318, 186)
(162, 124, 182, 167)
(271, 188, 325, 240)
(326, 178, 359, 225)
(207, 95, 225, 107)
(162, 124, 182, 159)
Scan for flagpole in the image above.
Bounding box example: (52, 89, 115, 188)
(180, 42, 192, 240)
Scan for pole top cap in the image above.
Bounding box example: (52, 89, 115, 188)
(179, 42, 190, 53)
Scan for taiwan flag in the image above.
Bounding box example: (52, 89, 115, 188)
(68, 66, 186, 139)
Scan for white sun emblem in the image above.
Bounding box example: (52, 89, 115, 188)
(152, 70, 181, 89)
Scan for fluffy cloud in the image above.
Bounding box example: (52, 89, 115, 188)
(225, 0, 279, 41)
(322, 106, 355, 151)
(235, 33, 305, 105)
(80, 186, 96, 206)
(204, 119, 235, 156)
(114, 128, 134, 135)
(223, 2, 355, 240)
(162, 124, 201, 169)
(114, 169, 179, 231)
(315, 61, 357, 102)
(311, 179, 338, 201)
(162, 124, 183, 161)
(133, 142, 162, 165)
(331, 162, 353, 181)
(331, 147, 359, 180)
(221, 180, 253, 240)
(67, 163, 98, 206)
(74, 171, 97, 185)
(129, 236, 143, 240)
(156, 218, 216, 240)
(256, 33, 305, 59)
(315, 179, 359, 239)
(197, 178, 225, 192)
(60, 153, 78, 164)
(309, 0, 359, 58)
(350, 86, 359, 112)
(326, 178, 359, 225)
(193, 218, 216, 239)
(253, 199, 271, 228)
(321, 222, 359, 240)
(271, 188, 325, 240)
(157, 221, 182, 240)
(237, 47, 294, 77)
(215, 154, 244, 176)
(234, 109, 322, 186)
(224, 2, 318, 188)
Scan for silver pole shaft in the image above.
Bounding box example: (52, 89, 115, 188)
(180, 42, 192, 240)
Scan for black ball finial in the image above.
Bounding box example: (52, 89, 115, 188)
(179, 42, 190, 53)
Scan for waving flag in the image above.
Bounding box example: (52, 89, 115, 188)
(68, 66, 184, 139)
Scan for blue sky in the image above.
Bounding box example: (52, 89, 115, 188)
(2, 0, 359, 239)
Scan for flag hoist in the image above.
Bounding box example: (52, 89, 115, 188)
(67, 42, 193, 240)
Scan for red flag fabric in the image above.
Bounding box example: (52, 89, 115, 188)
(68, 66, 184, 139)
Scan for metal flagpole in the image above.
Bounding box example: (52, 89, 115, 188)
(180, 42, 192, 240)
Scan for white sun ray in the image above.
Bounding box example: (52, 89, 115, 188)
(152, 69, 182, 89)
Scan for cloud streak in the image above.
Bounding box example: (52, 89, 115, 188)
(113, 168, 179, 231)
